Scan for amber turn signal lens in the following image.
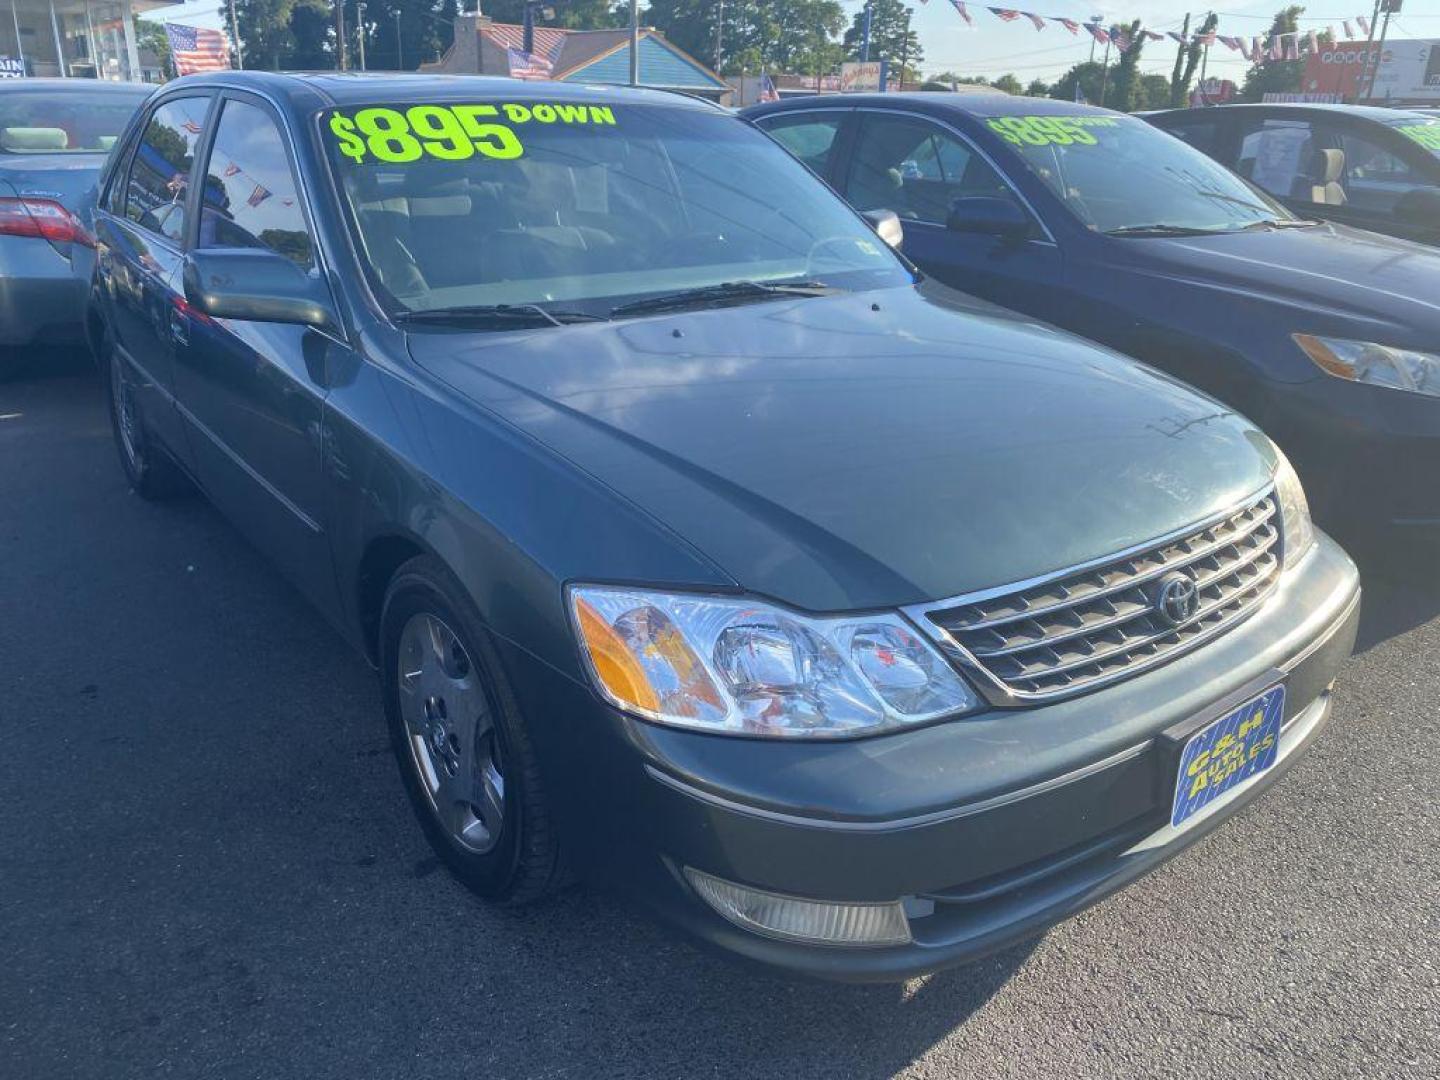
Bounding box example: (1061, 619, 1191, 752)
(574, 597, 660, 712)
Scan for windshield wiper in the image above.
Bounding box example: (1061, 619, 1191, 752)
(393, 303, 608, 328)
(1242, 217, 1324, 230)
(609, 280, 834, 319)
(1104, 224, 1228, 238)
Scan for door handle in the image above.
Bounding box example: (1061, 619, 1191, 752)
(168, 305, 189, 345)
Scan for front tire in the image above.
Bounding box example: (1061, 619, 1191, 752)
(104, 341, 187, 500)
(380, 556, 565, 904)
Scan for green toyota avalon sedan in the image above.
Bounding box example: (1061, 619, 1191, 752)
(87, 72, 1361, 981)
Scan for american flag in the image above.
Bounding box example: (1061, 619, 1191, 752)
(164, 23, 231, 75)
(988, 8, 1020, 22)
(948, 1, 973, 27)
(223, 162, 240, 177)
(758, 74, 779, 103)
(505, 46, 553, 80)
(247, 184, 271, 208)
(1057, 18, 1080, 34)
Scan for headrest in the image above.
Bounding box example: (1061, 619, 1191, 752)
(1313, 148, 1344, 184)
(2, 127, 68, 151)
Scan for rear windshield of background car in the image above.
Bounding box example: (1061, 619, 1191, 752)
(0, 89, 147, 154)
(1389, 117, 1440, 160)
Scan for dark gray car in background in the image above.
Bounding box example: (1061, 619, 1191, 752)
(0, 78, 150, 365)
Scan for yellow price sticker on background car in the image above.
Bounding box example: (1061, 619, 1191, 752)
(1396, 123, 1440, 151)
(328, 102, 617, 165)
(986, 115, 1118, 148)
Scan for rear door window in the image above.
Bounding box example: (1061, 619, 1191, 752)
(124, 97, 212, 245)
(760, 113, 845, 178)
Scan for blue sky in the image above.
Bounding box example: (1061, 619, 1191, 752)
(146, 0, 1440, 83)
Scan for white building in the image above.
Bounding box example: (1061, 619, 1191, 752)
(0, 0, 170, 81)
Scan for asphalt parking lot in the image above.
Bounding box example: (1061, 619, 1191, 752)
(2, 357, 1438, 1080)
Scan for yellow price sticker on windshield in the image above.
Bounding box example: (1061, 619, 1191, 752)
(1397, 123, 1440, 151)
(987, 115, 1118, 148)
(328, 102, 617, 165)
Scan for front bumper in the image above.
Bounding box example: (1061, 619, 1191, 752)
(506, 533, 1360, 982)
(0, 238, 85, 347)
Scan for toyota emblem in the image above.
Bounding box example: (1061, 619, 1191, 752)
(1154, 572, 1199, 627)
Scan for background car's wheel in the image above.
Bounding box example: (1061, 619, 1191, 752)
(103, 341, 188, 500)
(380, 555, 566, 904)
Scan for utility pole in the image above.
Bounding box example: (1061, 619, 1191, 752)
(624, 0, 636, 84)
(356, 1, 366, 70)
(335, 0, 347, 70)
(861, 2, 872, 62)
(394, 9, 403, 69)
(1088, 12, 1102, 62)
(229, 0, 244, 68)
(897, 6, 910, 89)
(1365, 0, 1397, 102)
(714, 0, 723, 73)
(1097, 31, 1112, 106)
(1358, 0, 1382, 101)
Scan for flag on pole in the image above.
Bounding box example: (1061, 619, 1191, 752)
(164, 23, 231, 75)
(949, 0, 974, 26)
(1024, 12, 1046, 31)
(758, 73, 779, 102)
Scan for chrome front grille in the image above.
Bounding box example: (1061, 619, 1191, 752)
(920, 492, 1282, 702)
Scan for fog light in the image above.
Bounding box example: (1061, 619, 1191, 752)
(684, 868, 911, 947)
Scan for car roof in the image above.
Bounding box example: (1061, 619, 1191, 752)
(0, 77, 151, 95)
(153, 71, 719, 112)
(743, 91, 1133, 124)
(1149, 102, 1435, 123)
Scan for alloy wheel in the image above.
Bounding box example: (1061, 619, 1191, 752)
(396, 612, 506, 854)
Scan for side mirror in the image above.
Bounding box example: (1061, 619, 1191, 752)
(1394, 187, 1440, 225)
(861, 208, 904, 250)
(183, 248, 338, 331)
(946, 196, 1031, 239)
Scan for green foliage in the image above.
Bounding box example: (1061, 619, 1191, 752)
(1239, 6, 1305, 102)
(1025, 78, 1049, 97)
(134, 19, 175, 79)
(991, 73, 1022, 95)
(1109, 19, 1144, 112)
(1049, 60, 1104, 105)
(644, 0, 843, 75)
(232, 0, 332, 70)
(1169, 11, 1218, 107)
(842, 0, 921, 72)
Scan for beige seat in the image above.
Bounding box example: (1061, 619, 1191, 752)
(1299, 148, 1348, 206)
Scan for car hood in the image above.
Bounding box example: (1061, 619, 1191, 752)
(1110, 223, 1440, 336)
(405, 284, 1276, 612)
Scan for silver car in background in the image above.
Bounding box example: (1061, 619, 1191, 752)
(0, 79, 150, 366)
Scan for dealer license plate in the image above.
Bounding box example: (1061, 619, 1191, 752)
(1170, 685, 1285, 829)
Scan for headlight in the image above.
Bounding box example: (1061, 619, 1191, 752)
(569, 586, 980, 737)
(1294, 333, 1440, 397)
(1273, 448, 1315, 563)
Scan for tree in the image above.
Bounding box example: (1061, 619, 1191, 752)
(1025, 78, 1049, 97)
(1109, 19, 1145, 112)
(842, 0, 921, 77)
(233, 0, 332, 70)
(1139, 73, 1172, 110)
(1049, 60, 1105, 105)
(1169, 10, 1218, 107)
(991, 73, 1022, 95)
(1239, 7, 1329, 102)
(134, 18, 174, 80)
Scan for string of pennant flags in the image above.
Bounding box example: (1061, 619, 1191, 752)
(928, 2, 1383, 63)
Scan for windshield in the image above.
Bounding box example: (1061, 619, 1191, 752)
(1389, 117, 1440, 161)
(984, 112, 1291, 234)
(0, 89, 148, 154)
(322, 100, 910, 317)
